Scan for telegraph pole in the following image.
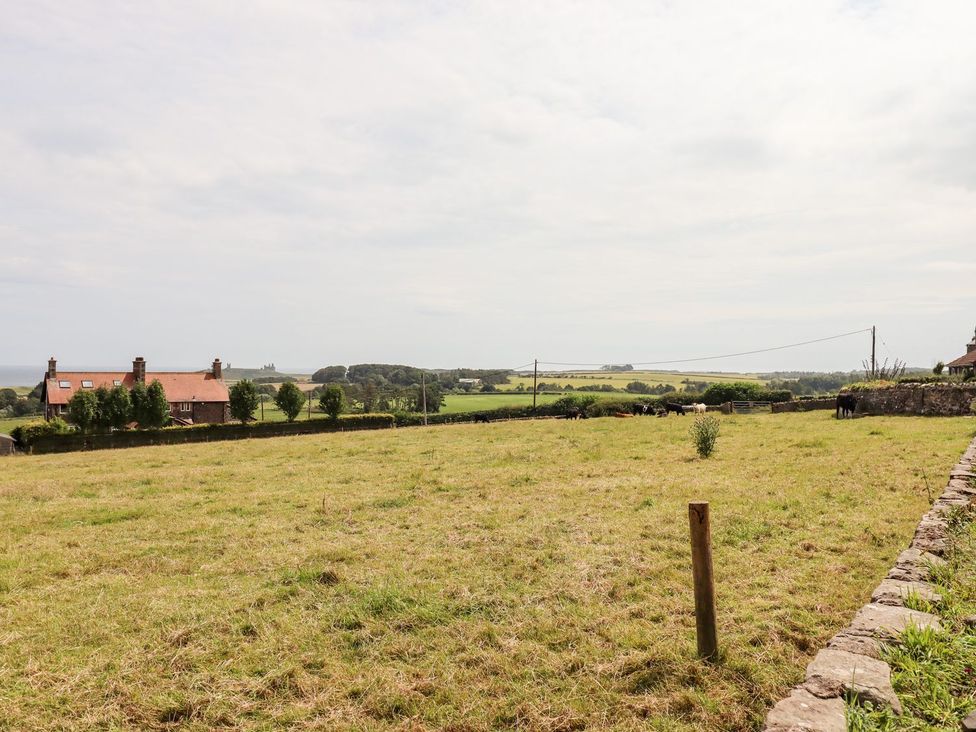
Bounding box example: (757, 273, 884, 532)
(421, 371, 428, 426)
(532, 359, 538, 410)
(871, 325, 877, 378)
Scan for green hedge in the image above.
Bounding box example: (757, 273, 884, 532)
(10, 418, 72, 448)
(29, 414, 396, 454)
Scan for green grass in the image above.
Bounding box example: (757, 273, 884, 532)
(440, 391, 624, 414)
(847, 508, 976, 730)
(0, 415, 35, 435)
(0, 413, 971, 730)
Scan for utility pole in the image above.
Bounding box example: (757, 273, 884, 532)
(260, 394, 264, 421)
(871, 325, 877, 379)
(532, 359, 538, 411)
(421, 371, 428, 426)
(307, 387, 312, 420)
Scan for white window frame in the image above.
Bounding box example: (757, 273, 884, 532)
(178, 402, 192, 412)
(81, 380, 94, 388)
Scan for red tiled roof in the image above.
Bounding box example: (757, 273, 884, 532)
(45, 372, 229, 405)
(947, 351, 976, 368)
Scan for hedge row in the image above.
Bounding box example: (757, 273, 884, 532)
(27, 414, 396, 454)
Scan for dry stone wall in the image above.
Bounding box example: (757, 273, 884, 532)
(763, 436, 976, 730)
(853, 383, 976, 417)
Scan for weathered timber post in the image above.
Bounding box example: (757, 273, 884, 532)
(689, 501, 718, 661)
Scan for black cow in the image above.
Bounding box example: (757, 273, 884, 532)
(836, 394, 857, 419)
(664, 402, 685, 416)
(564, 407, 588, 420)
(473, 413, 491, 424)
(632, 402, 650, 416)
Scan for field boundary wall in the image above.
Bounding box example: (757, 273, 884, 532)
(763, 436, 976, 729)
(852, 383, 976, 417)
(771, 397, 837, 413)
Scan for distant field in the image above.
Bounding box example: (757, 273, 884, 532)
(502, 370, 764, 392)
(0, 413, 970, 730)
(0, 416, 32, 435)
(441, 391, 623, 414)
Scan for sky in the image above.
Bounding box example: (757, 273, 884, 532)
(1, 1, 975, 373)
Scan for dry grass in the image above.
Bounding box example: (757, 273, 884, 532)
(0, 413, 971, 731)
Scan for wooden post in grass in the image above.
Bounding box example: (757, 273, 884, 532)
(532, 359, 538, 411)
(688, 501, 718, 661)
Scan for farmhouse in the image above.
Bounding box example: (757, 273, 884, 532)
(946, 327, 976, 376)
(41, 357, 230, 424)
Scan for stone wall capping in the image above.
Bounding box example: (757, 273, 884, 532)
(871, 579, 941, 607)
(803, 648, 901, 713)
(764, 688, 847, 731)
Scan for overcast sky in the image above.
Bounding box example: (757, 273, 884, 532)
(2, 1, 975, 373)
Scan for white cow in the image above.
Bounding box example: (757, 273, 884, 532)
(693, 403, 707, 414)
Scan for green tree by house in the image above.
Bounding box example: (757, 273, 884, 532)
(229, 379, 259, 423)
(319, 384, 346, 419)
(67, 390, 99, 432)
(101, 385, 133, 430)
(132, 380, 171, 429)
(274, 382, 306, 422)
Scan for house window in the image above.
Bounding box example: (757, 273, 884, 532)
(58, 380, 71, 388)
(81, 380, 94, 388)
(113, 380, 122, 386)
(178, 402, 192, 412)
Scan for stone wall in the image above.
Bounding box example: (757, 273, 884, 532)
(763, 436, 976, 730)
(771, 398, 837, 414)
(853, 383, 976, 417)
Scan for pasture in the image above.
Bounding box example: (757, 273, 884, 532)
(0, 413, 971, 730)
(501, 369, 764, 393)
(440, 392, 624, 414)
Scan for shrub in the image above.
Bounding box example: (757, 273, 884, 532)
(933, 361, 945, 375)
(319, 384, 346, 419)
(689, 415, 720, 458)
(700, 382, 764, 404)
(11, 418, 72, 447)
(229, 380, 259, 422)
(275, 382, 306, 422)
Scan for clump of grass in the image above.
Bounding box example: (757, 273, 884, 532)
(689, 415, 720, 458)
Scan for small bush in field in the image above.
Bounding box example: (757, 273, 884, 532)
(690, 415, 720, 458)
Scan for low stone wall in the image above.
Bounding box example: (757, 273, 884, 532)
(771, 398, 836, 414)
(853, 383, 976, 417)
(763, 437, 976, 730)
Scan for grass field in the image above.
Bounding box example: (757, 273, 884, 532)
(502, 370, 764, 392)
(441, 392, 624, 414)
(0, 413, 972, 730)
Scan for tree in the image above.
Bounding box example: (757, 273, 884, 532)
(933, 361, 945, 376)
(361, 381, 378, 412)
(274, 382, 306, 422)
(130, 381, 149, 426)
(101, 385, 133, 430)
(67, 390, 99, 432)
(141, 380, 171, 428)
(229, 379, 259, 423)
(318, 384, 346, 419)
(311, 365, 347, 383)
(0, 388, 17, 410)
(93, 386, 111, 429)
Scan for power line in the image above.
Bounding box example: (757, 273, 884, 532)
(537, 327, 873, 368)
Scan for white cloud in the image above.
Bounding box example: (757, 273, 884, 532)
(1, 0, 975, 371)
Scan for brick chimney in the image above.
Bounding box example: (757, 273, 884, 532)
(47, 357, 57, 380)
(133, 356, 146, 383)
(212, 358, 223, 380)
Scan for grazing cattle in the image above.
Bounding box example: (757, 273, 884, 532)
(836, 394, 858, 419)
(632, 402, 651, 416)
(693, 403, 707, 414)
(664, 402, 685, 416)
(564, 407, 587, 420)
(473, 413, 491, 424)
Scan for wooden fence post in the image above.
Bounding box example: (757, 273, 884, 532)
(689, 501, 718, 661)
